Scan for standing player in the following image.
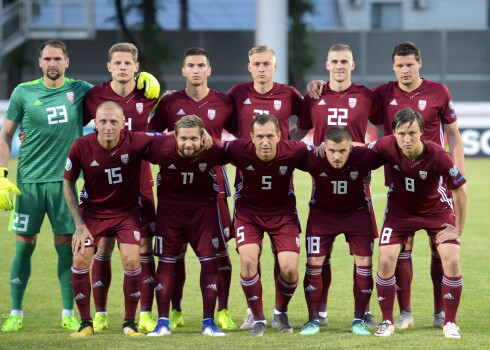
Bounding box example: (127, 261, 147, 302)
(292, 44, 380, 328)
(145, 115, 227, 337)
(297, 126, 385, 335)
(83, 42, 159, 333)
(0, 40, 92, 332)
(225, 114, 309, 336)
(226, 45, 303, 329)
(372, 42, 465, 329)
(369, 108, 466, 338)
(64, 101, 154, 337)
(149, 47, 236, 330)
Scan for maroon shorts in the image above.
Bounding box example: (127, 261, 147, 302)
(380, 210, 459, 247)
(154, 200, 226, 257)
(139, 186, 156, 239)
(233, 210, 301, 254)
(306, 206, 374, 257)
(218, 196, 232, 241)
(82, 212, 142, 248)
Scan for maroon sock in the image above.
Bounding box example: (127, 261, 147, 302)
(275, 275, 298, 312)
(171, 252, 186, 311)
(140, 253, 155, 312)
(304, 264, 322, 321)
(216, 252, 232, 311)
(431, 250, 444, 313)
(72, 267, 92, 320)
(92, 253, 111, 312)
(395, 250, 412, 312)
(376, 274, 396, 323)
(442, 275, 463, 324)
(123, 266, 142, 320)
(199, 258, 219, 319)
(318, 257, 331, 313)
(240, 273, 264, 321)
(154, 259, 175, 318)
(353, 265, 373, 319)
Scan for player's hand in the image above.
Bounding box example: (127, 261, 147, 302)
(314, 142, 326, 158)
(435, 223, 461, 244)
(18, 130, 25, 144)
(136, 72, 160, 99)
(202, 129, 212, 150)
(306, 80, 326, 99)
(72, 224, 93, 255)
(0, 177, 21, 211)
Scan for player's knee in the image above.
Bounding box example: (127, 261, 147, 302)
(280, 265, 298, 282)
(122, 255, 141, 270)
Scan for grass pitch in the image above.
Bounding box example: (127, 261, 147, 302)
(0, 158, 489, 349)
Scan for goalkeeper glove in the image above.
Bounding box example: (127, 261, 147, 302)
(0, 168, 21, 211)
(136, 72, 160, 99)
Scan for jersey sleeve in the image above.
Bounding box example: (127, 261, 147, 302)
(296, 94, 314, 130)
(225, 87, 239, 135)
(439, 85, 457, 125)
(438, 152, 466, 190)
(64, 140, 83, 181)
(370, 86, 385, 125)
(368, 91, 382, 126)
(148, 97, 169, 132)
(5, 86, 25, 123)
(289, 86, 304, 116)
(143, 134, 170, 164)
(83, 88, 97, 125)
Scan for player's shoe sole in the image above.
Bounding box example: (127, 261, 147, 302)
(70, 321, 94, 338)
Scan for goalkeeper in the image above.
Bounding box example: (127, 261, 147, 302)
(0, 40, 159, 332)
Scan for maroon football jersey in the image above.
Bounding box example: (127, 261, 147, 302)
(225, 139, 309, 215)
(149, 88, 233, 138)
(297, 83, 380, 146)
(373, 79, 457, 145)
(148, 88, 234, 198)
(64, 130, 155, 218)
(144, 136, 227, 205)
(368, 136, 466, 214)
(83, 81, 159, 190)
(298, 147, 385, 212)
(227, 82, 303, 139)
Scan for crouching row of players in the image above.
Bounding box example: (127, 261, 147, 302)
(64, 102, 466, 339)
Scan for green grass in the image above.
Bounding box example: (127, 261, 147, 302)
(0, 158, 489, 349)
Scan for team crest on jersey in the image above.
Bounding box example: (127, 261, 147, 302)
(207, 109, 216, 120)
(274, 100, 282, 111)
(279, 166, 287, 175)
(121, 154, 129, 165)
(199, 163, 207, 172)
(212, 238, 219, 249)
(418, 100, 427, 111)
(296, 237, 300, 248)
(223, 227, 230, 239)
(66, 92, 74, 103)
(349, 97, 357, 108)
(136, 103, 144, 114)
(134, 231, 140, 241)
(419, 170, 427, 180)
(350, 171, 358, 180)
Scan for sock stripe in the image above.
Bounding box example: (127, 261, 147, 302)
(158, 257, 177, 263)
(278, 276, 298, 289)
(124, 266, 142, 276)
(376, 275, 396, 286)
(240, 274, 259, 286)
(323, 259, 331, 266)
(305, 267, 322, 275)
(140, 254, 154, 263)
(356, 267, 373, 276)
(94, 253, 112, 262)
(442, 276, 463, 287)
(398, 251, 412, 259)
(71, 266, 90, 274)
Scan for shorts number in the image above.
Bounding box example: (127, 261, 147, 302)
(181, 172, 194, 184)
(104, 167, 123, 184)
(380, 227, 393, 244)
(154, 236, 163, 255)
(262, 176, 272, 190)
(405, 177, 415, 192)
(331, 180, 347, 194)
(12, 213, 29, 232)
(236, 226, 245, 244)
(46, 106, 68, 124)
(306, 236, 320, 254)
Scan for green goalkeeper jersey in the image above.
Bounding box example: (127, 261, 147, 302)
(6, 77, 93, 183)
